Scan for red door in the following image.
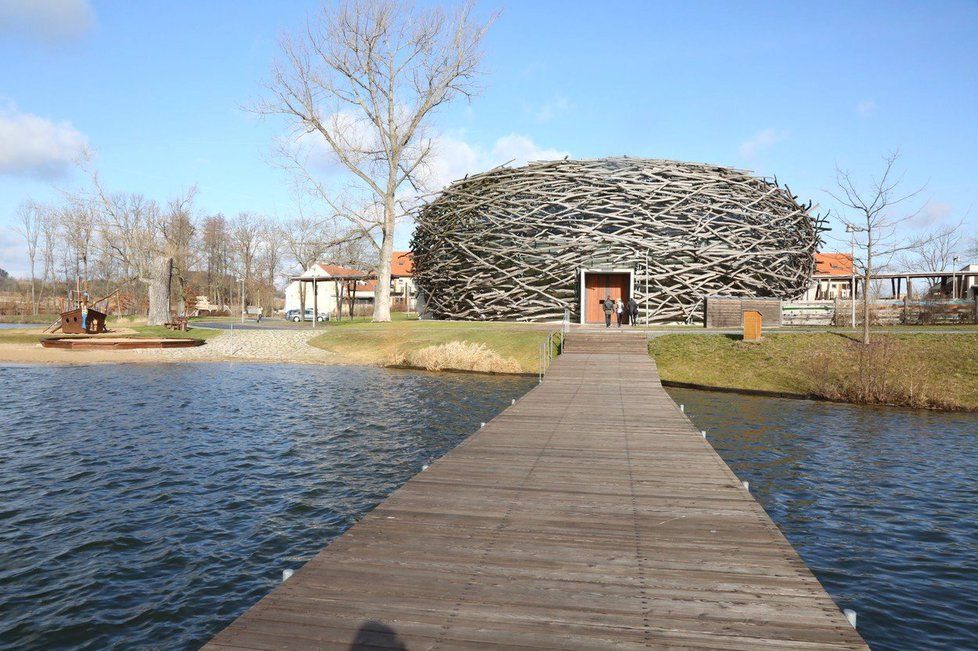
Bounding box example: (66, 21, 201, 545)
(584, 273, 630, 323)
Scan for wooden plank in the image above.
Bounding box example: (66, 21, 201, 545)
(204, 332, 867, 650)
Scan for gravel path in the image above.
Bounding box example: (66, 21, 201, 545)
(137, 330, 338, 363)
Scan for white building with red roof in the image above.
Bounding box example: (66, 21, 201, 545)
(803, 253, 855, 300)
(283, 252, 415, 317)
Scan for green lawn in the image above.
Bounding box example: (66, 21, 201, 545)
(0, 314, 61, 325)
(191, 312, 419, 326)
(0, 329, 50, 345)
(649, 332, 978, 410)
(309, 320, 557, 372)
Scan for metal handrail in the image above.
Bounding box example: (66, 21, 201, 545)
(538, 329, 564, 383)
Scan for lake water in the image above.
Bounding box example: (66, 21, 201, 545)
(0, 363, 536, 650)
(2, 364, 976, 650)
(668, 388, 978, 651)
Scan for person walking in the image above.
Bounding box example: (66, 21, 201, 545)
(615, 298, 624, 327)
(627, 296, 639, 327)
(602, 295, 614, 328)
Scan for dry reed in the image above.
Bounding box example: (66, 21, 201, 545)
(391, 340, 522, 374)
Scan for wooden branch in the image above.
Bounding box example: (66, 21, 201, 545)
(411, 158, 825, 323)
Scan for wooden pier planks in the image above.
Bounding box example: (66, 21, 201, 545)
(206, 332, 868, 650)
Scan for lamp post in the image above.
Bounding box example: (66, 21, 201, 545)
(953, 256, 960, 300)
(239, 277, 245, 324)
(845, 225, 866, 328)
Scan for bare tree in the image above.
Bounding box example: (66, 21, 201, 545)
(899, 222, 963, 279)
(60, 196, 97, 296)
(231, 212, 262, 314)
(200, 213, 232, 308)
(283, 214, 331, 274)
(281, 209, 361, 313)
(94, 179, 199, 325)
(38, 207, 58, 310)
(162, 191, 198, 316)
(967, 238, 978, 259)
(15, 201, 44, 314)
(261, 0, 495, 321)
(826, 151, 926, 344)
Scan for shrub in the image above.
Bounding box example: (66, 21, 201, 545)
(392, 340, 522, 374)
(807, 338, 951, 409)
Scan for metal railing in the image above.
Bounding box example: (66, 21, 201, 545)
(538, 330, 564, 383)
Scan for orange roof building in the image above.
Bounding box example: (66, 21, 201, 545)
(285, 251, 417, 316)
(391, 251, 413, 277)
(814, 253, 854, 277)
(311, 263, 365, 278)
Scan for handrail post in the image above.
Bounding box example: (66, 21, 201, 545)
(538, 340, 543, 383)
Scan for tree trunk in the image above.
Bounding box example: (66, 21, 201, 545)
(862, 269, 871, 344)
(176, 274, 187, 317)
(147, 255, 173, 326)
(372, 198, 395, 322)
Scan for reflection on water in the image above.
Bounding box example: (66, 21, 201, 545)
(668, 387, 978, 651)
(0, 363, 535, 650)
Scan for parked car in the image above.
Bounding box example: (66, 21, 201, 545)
(286, 308, 329, 322)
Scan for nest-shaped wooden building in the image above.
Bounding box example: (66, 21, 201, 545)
(411, 157, 823, 324)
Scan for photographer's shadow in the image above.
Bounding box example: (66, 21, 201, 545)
(348, 621, 407, 650)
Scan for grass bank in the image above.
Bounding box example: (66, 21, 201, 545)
(309, 320, 556, 373)
(649, 333, 978, 411)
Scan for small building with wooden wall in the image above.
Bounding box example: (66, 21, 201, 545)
(704, 296, 782, 328)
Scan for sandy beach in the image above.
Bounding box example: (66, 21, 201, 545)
(0, 329, 344, 366)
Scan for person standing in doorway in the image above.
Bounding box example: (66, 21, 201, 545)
(615, 298, 624, 327)
(603, 295, 614, 328)
(627, 296, 639, 327)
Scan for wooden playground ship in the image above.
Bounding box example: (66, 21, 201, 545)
(40, 285, 203, 350)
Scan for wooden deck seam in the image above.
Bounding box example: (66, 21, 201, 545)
(205, 332, 868, 650)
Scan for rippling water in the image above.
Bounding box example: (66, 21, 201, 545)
(0, 363, 535, 650)
(668, 388, 978, 651)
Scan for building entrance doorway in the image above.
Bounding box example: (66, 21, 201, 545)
(582, 271, 631, 324)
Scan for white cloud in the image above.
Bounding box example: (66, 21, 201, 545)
(910, 200, 952, 228)
(0, 0, 95, 43)
(856, 99, 877, 118)
(0, 104, 88, 179)
(421, 133, 568, 191)
(530, 96, 571, 123)
(738, 128, 787, 158)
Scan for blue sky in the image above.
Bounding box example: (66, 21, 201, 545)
(1, 0, 976, 275)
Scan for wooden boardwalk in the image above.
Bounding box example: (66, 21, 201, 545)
(207, 332, 868, 650)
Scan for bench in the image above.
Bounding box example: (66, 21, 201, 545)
(164, 317, 189, 332)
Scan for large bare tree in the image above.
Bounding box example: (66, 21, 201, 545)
(262, 0, 495, 321)
(95, 180, 199, 325)
(827, 151, 926, 344)
(163, 191, 198, 317)
(14, 201, 44, 315)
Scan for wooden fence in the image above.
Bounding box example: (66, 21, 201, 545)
(782, 299, 978, 326)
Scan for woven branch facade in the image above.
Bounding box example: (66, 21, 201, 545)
(411, 157, 824, 323)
